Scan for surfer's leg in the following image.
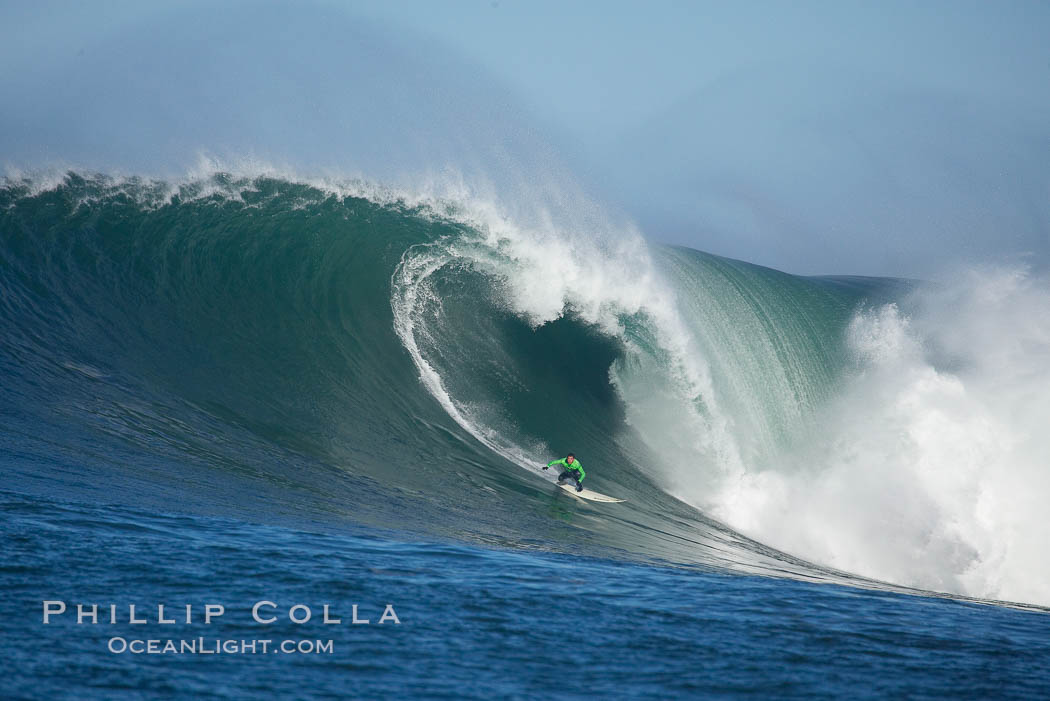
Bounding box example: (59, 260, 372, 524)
(557, 471, 571, 484)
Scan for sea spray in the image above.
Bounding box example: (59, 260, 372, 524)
(706, 269, 1050, 605)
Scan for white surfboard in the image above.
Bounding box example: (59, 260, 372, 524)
(557, 482, 625, 503)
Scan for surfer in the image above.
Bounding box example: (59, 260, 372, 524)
(543, 453, 585, 492)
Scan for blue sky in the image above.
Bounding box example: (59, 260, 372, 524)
(2, 1, 1048, 275)
(345, 1, 1050, 149)
(344, 1, 1050, 274)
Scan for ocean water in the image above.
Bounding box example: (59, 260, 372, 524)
(5, 489, 1050, 700)
(2, 173, 1048, 698)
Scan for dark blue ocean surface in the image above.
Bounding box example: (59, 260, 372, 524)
(3, 487, 1048, 700)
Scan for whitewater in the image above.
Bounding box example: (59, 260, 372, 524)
(4, 169, 1047, 609)
(387, 171, 1050, 608)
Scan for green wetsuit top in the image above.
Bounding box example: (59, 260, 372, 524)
(547, 457, 585, 482)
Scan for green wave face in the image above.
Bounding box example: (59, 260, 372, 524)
(0, 172, 892, 565)
(10, 172, 1043, 608)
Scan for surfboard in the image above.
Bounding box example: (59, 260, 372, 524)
(557, 482, 625, 503)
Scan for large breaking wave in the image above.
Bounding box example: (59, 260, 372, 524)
(2, 171, 1047, 607)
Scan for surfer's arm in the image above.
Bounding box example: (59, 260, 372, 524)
(575, 463, 585, 482)
(544, 458, 567, 470)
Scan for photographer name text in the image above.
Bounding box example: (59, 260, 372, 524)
(42, 600, 401, 626)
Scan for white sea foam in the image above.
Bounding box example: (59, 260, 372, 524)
(705, 268, 1050, 605)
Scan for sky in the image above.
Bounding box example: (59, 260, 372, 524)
(345, 1, 1050, 149)
(345, 0, 1050, 275)
(2, 0, 1049, 275)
